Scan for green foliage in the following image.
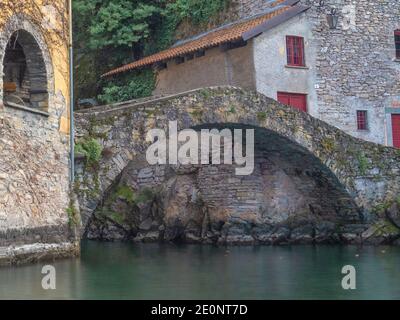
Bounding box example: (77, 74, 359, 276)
(321, 137, 336, 153)
(134, 188, 155, 204)
(110, 211, 125, 225)
(190, 109, 204, 120)
(369, 220, 399, 236)
(372, 196, 400, 215)
(74, 0, 161, 50)
(115, 185, 136, 204)
(113, 185, 155, 205)
(97, 208, 125, 225)
(257, 112, 267, 122)
(199, 88, 212, 99)
(66, 206, 79, 227)
(145, 0, 229, 54)
(75, 138, 103, 166)
(98, 69, 156, 104)
(228, 106, 236, 114)
(357, 152, 369, 175)
(167, 0, 229, 25)
(73, 0, 231, 105)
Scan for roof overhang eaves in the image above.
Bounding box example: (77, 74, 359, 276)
(102, 2, 308, 78)
(102, 37, 243, 77)
(242, 4, 310, 41)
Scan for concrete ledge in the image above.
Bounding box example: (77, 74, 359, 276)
(0, 242, 80, 267)
(4, 101, 50, 117)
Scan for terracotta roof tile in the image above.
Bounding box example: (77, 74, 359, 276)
(102, 4, 293, 77)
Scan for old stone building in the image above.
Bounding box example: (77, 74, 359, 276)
(0, 1, 77, 264)
(103, 0, 400, 148)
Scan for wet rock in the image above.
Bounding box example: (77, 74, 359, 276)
(134, 231, 160, 242)
(386, 202, 400, 229)
(290, 225, 314, 244)
(139, 217, 153, 231)
(160, 175, 205, 242)
(362, 220, 400, 245)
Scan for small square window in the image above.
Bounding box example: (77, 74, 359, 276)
(357, 110, 368, 131)
(395, 30, 400, 59)
(286, 36, 305, 67)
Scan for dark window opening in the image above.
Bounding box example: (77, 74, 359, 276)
(155, 62, 167, 71)
(3, 30, 48, 111)
(195, 50, 205, 58)
(221, 40, 248, 51)
(395, 30, 400, 59)
(286, 36, 305, 67)
(357, 110, 368, 131)
(175, 56, 185, 64)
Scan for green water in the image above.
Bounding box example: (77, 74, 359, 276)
(0, 241, 399, 300)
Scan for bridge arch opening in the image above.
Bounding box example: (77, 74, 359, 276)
(3, 29, 49, 110)
(84, 121, 365, 244)
(189, 123, 363, 230)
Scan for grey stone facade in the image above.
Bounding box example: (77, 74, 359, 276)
(251, 0, 400, 145)
(149, 1, 400, 147)
(300, 0, 400, 146)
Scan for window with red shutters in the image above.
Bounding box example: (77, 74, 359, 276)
(277, 92, 307, 112)
(286, 36, 305, 67)
(392, 114, 400, 149)
(395, 30, 400, 59)
(357, 110, 368, 131)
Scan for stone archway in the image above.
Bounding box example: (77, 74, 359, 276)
(75, 87, 400, 244)
(3, 30, 48, 109)
(0, 14, 54, 112)
(85, 124, 364, 244)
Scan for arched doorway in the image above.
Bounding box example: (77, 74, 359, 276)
(3, 30, 49, 110)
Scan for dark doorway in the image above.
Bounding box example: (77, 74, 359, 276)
(3, 30, 48, 110)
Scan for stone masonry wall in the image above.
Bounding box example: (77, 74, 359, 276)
(0, 15, 75, 250)
(301, 0, 400, 145)
(154, 44, 256, 96)
(75, 87, 400, 245)
(85, 147, 363, 245)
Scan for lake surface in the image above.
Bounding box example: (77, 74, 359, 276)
(0, 241, 399, 300)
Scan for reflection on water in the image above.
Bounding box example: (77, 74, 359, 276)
(0, 241, 399, 300)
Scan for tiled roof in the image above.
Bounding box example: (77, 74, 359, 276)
(102, 0, 304, 77)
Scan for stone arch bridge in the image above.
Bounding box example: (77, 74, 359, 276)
(75, 87, 400, 245)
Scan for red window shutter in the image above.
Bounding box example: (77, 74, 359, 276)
(356, 110, 368, 130)
(277, 92, 290, 105)
(395, 30, 400, 59)
(286, 36, 305, 66)
(277, 92, 307, 112)
(392, 114, 400, 149)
